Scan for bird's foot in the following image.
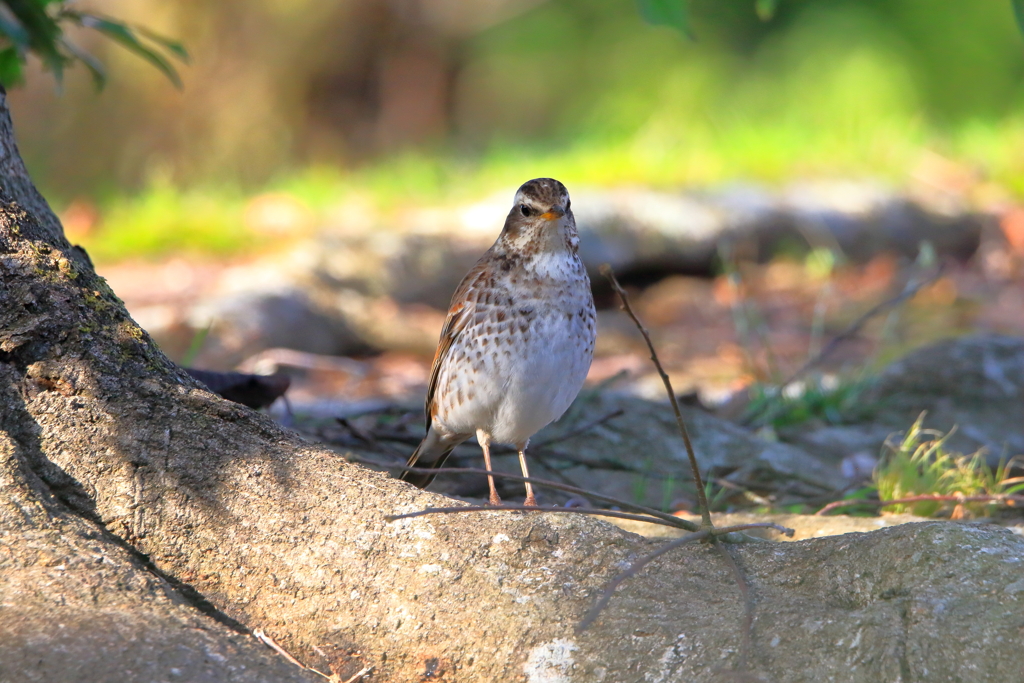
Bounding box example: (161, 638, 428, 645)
(488, 491, 503, 506)
(523, 494, 538, 508)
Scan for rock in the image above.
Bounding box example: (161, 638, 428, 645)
(184, 368, 291, 409)
(572, 188, 726, 277)
(610, 511, 932, 541)
(769, 335, 1024, 476)
(0, 435, 315, 683)
(859, 334, 1024, 463)
(582, 520, 1024, 682)
(261, 182, 990, 321)
(744, 180, 984, 263)
(785, 423, 894, 466)
(310, 231, 486, 310)
(574, 182, 984, 282)
(187, 287, 369, 370)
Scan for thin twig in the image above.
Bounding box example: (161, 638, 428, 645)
(718, 245, 770, 382)
(576, 530, 711, 632)
(387, 504, 697, 527)
(341, 666, 374, 683)
(525, 443, 647, 474)
(364, 409, 625, 457)
(350, 428, 421, 446)
(779, 265, 943, 388)
(253, 628, 332, 679)
(601, 264, 713, 530)
(531, 456, 587, 489)
(394, 465, 700, 530)
(816, 492, 1024, 516)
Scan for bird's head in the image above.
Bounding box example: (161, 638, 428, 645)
(500, 177, 578, 255)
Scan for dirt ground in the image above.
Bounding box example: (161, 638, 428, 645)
(99, 246, 1024, 412)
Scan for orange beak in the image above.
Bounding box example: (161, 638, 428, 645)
(540, 206, 566, 221)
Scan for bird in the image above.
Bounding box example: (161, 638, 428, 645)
(401, 178, 597, 507)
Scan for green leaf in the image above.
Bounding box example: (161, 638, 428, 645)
(0, 11, 30, 49)
(637, 0, 691, 36)
(60, 38, 105, 89)
(1014, 0, 1024, 38)
(4, 0, 67, 81)
(77, 14, 182, 88)
(755, 0, 779, 21)
(0, 46, 23, 86)
(134, 24, 189, 63)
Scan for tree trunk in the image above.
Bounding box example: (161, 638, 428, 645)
(2, 89, 1022, 683)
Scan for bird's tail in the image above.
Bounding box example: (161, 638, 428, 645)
(400, 426, 465, 489)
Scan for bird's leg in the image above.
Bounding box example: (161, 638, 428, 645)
(516, 440, 537, 507)
(476, 429, 501, 506)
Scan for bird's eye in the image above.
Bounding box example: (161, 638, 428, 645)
(520, 204, 533, 217)
(565, 199, 571, 211)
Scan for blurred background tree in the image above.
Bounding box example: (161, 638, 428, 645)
(8, 0, 1024, 204)
(0, 0, 1019, 270)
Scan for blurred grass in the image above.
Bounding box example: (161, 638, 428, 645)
(63, 0, 1024, 263)
(74, 114, 1020, 264)
(77, 113, 1024, 264)
(873, 414, 1024, 518)
(84, 183, 249, 262)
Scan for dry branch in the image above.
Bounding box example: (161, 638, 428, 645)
(714, 542, 752, 671)
(394, 465, 700, 530)
(253, 628, 332, 679)
(387, 504, 695, 527)
(528, 408, 625, 449)
(600, 264, 713, 530)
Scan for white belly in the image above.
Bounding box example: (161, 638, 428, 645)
(490, 311, 594, 443)
(435, 300, 596, 445)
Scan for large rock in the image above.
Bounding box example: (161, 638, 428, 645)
(786, 335, 1024, 465)
(863, 334, 1024, 460)
(772, 335, 1024, 474)
(0, 434, 314, 683)
(307, 181, 987, 308)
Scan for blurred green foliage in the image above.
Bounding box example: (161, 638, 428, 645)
(0, 0, 186, 87)
(742, 375, 875, 431)
(83, 183, 251, 262)
(638, 0, 692, 35)
(8, 0, 1024, 260)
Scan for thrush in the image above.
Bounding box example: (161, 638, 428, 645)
(401, 178, 597, 506)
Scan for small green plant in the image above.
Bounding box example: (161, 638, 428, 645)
(742, 374, 875, 430)
(179, 322, 211, 367)
(873, 414, 1024, 518)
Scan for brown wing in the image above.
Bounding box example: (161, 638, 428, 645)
(423, 262, 490, 427)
